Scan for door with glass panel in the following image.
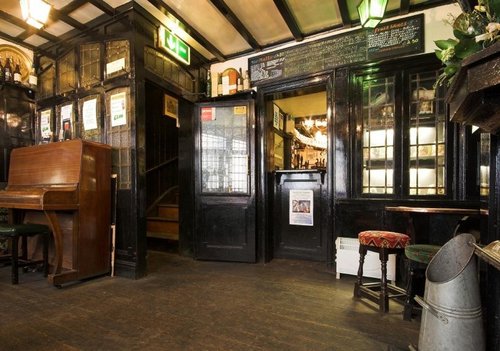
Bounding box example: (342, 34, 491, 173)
(194, 98, 256, 262)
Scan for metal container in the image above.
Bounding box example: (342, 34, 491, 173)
(416, 233, 485, 351)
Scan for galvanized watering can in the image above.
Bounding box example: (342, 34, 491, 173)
(415, 233, 485, 351)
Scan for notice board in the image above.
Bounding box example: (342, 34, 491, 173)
(249, 14, 424, 86)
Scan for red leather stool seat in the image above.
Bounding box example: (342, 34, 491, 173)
(358, 230, 410, 249)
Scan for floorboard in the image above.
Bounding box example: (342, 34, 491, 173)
(0, 251, 420, 351)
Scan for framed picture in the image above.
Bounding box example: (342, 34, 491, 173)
(164, 94, 179, 123)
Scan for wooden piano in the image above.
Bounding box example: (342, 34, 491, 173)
(0, 139, 112, 286)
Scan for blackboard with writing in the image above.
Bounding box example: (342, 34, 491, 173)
(249, 14, 424, 86)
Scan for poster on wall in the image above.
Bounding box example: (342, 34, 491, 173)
(110, 92, 127, 127)
(82, 98, 98, 130)
(289, 190, 313, 226)
(60, 104, 73, 140)
(40, 109, 51, 141)
(273, 104, 280, 129)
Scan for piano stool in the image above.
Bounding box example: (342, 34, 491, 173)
(353, 230, 410, 312)
(0, 224, 50, 284)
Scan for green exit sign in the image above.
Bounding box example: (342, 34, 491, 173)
(159, 26, 191, 65)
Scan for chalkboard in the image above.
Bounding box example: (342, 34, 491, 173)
(249, 14, 424, 86)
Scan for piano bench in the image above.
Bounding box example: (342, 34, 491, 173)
(0, 224, 50, 284)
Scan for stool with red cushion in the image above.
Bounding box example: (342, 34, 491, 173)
(353, 230, 410, 312)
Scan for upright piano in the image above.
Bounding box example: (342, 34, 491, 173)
(0, 139, 112, 286)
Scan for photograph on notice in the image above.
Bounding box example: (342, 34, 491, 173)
(289, 189, 313, 226)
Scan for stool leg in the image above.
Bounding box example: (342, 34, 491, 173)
(403, 260, 415, 320)
(11, 235, 19, 285)
(354, 245, 367, 297)
(379, 249, 389, 313)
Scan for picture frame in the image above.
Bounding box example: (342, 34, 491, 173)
(164, 94, 179, 124)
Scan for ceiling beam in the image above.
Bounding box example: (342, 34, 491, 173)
(273, 0, 303, 42)
(400, 0, 410, 15)
(88, 0, 116, 16)
(337, 0, 352, 28)
(0, 11, 59, 43)
(209, 0, 260, 50)
(148, 0, 225, 62)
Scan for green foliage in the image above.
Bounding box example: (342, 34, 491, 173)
(434, 0, 500, 87)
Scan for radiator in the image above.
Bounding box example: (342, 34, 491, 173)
(335, 237, 396, 281)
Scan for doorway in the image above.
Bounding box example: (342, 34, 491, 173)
(260, 79, 332, 262)
(144, 81, 181, 253)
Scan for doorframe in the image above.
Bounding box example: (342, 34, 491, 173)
(256, 73, 335, 266)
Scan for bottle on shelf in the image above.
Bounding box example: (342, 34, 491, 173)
(0, 55, 4, 82)
(237, 68, 243, 92)
(205, 70, 211, 98)
(29, 64, 38, 89)
(13, 59, 22, 84)
(217, 73, 223, 96)
(4, 57, 12, 83)
(243, 70, 250, 91)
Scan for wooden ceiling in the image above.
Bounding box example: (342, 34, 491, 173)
(0, 0, 458, 63)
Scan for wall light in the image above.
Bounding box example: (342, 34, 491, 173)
(357, 0, 388, 28)
(20, 0, 51, 29)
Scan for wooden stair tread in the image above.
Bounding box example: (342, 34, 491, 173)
(147, 231, 179, 241)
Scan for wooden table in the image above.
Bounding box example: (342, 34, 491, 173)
(385, 206, 481, 243)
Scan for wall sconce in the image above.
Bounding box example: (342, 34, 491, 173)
(20, 0, 51, 29)
(357, 0, 388, 28)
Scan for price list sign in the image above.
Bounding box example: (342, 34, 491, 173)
(249, 14, 424, 86)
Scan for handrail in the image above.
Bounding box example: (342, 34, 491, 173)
(145, 156, 178, 174)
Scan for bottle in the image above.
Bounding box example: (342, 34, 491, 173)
(237, 68, 243, 92)
(4, 57, 12, 83)
(13, 59, 22, 84)
(243, 70, 250, 91)
(0, 55, 4, 82)
(29, 64, 38, 89)
(217, 73, 223, 96)
(205, 70, 211, 98)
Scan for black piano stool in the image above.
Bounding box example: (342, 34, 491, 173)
(0, 224, 50, 284)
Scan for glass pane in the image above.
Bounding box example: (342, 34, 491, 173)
(409, 70, 446, 196)
(361, 76, 395, 194)
(480, 133, 490, 197)
(201, 105, 249, 194)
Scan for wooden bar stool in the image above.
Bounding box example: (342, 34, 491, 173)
(0, 223, 50, 284)
(353, 230, 410, 312)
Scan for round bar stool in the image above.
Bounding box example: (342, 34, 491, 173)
(353, 230, 410, 312)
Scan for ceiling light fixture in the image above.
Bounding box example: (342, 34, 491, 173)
(357, 0, 388, 28)
(20, 0, 51, 29)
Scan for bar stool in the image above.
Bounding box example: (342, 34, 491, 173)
(353, 230, 410, 312)
(0, 223, 50, 284)
(402, 244, 441, 320)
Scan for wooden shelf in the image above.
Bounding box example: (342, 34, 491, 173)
(446, 41, 500, 134)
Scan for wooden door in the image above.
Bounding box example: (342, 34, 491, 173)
(194, 97, 256, 262)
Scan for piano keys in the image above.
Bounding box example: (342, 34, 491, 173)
(0, 139, 112, 286)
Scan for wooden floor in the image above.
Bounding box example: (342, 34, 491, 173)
(0, 251, 420, 351)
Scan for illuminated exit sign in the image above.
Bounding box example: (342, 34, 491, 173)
(159, 26, 191, 65)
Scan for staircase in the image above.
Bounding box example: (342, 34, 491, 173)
(147, 190, 179, 242)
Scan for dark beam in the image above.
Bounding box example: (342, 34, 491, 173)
(273, 0, 303, 41)
(149, 0, 225, 62)
(49, 10, 88, 31)
(209, 0, 260, 50)
(400, 0, 410, 15)
(88, 0, 116, 16)
(0, 11, 59, 43)
(337, 0, 352, 28)
(58, 0, 89, 14)
(0, 30, 54, 59)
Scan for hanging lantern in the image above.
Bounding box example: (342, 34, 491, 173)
(357, 0, 388, 28)
(20, 0, 51, 29)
